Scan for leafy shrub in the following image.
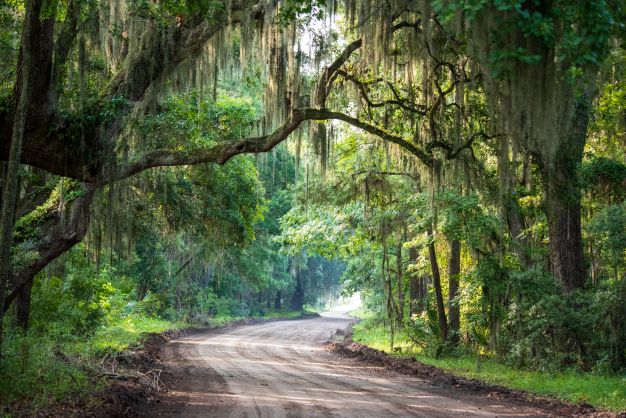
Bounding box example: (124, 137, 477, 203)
(588, 202, 626, 280)
(502, 267, 626, 372)
(0, 330, 89, 412)
(404, 305, 442, 356)
(30, 272, 113, 338)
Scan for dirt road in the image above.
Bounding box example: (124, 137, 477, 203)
(140, 311, 551, 417)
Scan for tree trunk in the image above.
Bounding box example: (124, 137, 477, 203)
(447, 72, 462, 344)
(544, 189, 585, 292)
(447, 239, 461, 345)
(395, 242, 404, 324)
(504, 198, 532, 267)
(274, 289, 282, 310)
(427, 226, 447, 340)
(0, 0, 39, 359)
(137, 281, 148, 301)
(290, 270, 304, 311)
(498, 136, 532, 268)
(3, 184, 94, 315)
(14, 277, 33, 331)
(540, 95, 590, 292)
(408, 247, 421, 315)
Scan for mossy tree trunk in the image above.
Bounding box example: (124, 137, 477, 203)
(395, 242, 404, 325)
(540, 95, 591, 292)
(0, 0, 42, 358)
(408, 247, 423, 316)
(543, 178, 586, 292)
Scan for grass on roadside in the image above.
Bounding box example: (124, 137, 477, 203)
(0, 308, 307, 415)
(351, 314, 626, 412)
(0, 314, 179, 413)
(417, 355, 626, 412)
(70, 315, 183, 357)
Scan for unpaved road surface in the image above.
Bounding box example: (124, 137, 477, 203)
(140, 311, 551, 417)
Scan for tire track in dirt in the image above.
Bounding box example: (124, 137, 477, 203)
(140, 311, 553, 417)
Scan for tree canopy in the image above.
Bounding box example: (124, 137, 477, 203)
(0, 0, 625, 412)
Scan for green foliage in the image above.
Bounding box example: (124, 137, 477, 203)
(0, 246, 179, 411)
(191, 159, 266, 243)
(590, 50, 626, 158)
(278, 201, 362, 258)
(77, 315, 180, 357)
(340, 249, 377, 296)
(353, 311, 626, 411)
(581, 157, 626, 203)
(0, 1, 20, 97)
(128, 0, 225, 23)
(276, 0, 325, 25)
(13, 179, 81, 241)
(404, 306, 443, 356)
(588, 202, 626, 279)
(415, 354, 626, 411)
(0, 330, 91, 411)
(0, 0, 23, 10)
(131, 229, 169, 298)
(352, 312, 414, 353)
(30, 263, 113, 337)
(139, 91, 260, 149)
(435, 0, 618, 79)
(503, 267, 626, 372)
(436, 190, 501, 247)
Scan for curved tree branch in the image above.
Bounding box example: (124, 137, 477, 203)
(427, 131, 499, 159)
(304, 109, 433, 167)
(116, 108, 307, 181)
(3, 183, 95, 314)
(116, 106, 433, 182)
(313, 37, 364, 108)
(0, 3, 259, 182)
(337, 70, 427, 115)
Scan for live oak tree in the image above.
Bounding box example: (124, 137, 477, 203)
(434, 0, 624, 292)
(0, 0, 445, 328)
(0, 0, 624, 369)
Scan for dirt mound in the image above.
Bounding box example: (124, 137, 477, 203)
(326, 338, 622, 418)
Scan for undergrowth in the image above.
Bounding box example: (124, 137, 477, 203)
(0, 308, 308, 415)
(350, 312, 626, 412)
(0, 313, 178, 414)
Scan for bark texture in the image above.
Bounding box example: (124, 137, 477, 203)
(0, 0, 42, 356)
(428, 227, 447, 340)
(540, 94, 591, 292)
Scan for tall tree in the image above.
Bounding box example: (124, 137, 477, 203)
(436, 0, 621, 291)
(0, 0, 41, 353)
